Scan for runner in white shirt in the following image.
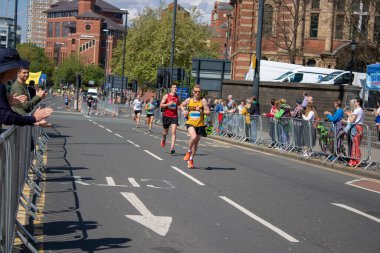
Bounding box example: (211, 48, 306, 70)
(132, 95, 143, 128)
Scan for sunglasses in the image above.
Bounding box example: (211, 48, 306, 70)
(193, 90, 201, 93)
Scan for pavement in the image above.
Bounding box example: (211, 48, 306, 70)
(18, 96, 380, 253)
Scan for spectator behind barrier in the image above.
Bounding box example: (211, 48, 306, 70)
(0, 48, 53, 131)
(324, 99, 344, 124)
(10, 66, 46, 116)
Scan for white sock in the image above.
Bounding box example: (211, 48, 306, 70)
(190, 155, 193, 160)
(187, 149, 191, 153)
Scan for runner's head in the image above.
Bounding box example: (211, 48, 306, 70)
(170, 84, 177, 94)
(193, 84, 201, 99)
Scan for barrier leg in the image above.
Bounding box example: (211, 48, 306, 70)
(16, 220, 38, 246)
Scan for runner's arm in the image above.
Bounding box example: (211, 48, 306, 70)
(180, 98, 190, 111)
(202, 98, 210, 116)
(160, 94, 168, 108)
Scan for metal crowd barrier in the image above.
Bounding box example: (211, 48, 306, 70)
(99, 106, 379, 171)
(0, 125, 48, 253)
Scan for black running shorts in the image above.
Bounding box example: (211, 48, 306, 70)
(162, 116, 178, 129)
(186, 124, 207, 137)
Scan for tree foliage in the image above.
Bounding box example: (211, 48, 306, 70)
(56, 56, 104, 86)
(17, 43, 54, 77)
(111, 3, 218, 90)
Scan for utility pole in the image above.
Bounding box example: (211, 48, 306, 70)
(121, 9, 129, 103)
(252, 0, 264, 100)
(169, 0, 178, 91)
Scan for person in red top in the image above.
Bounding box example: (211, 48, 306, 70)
(160, 84, 179, 154)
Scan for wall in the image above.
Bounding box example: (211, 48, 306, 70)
(222, 80, 361, 115)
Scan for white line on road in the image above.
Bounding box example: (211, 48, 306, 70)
(99, 125, 105, 128)
(144, 150, 163, 161)
(93, 122, 98, 125)
(128, 178, 141, 187)
(331, 203, 380, 223)
(106, 177, 116, 186)
(219, 196, 299, 243)
(115, 133, 123, 138)
(345, 179, 380, 194)
(106, 129, 113, 133)
(89, 119, 93, 122)
(170, 166, 205, 186)
(127, 140, 140, 147)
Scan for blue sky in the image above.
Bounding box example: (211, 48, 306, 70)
(2, 0, 228, 42)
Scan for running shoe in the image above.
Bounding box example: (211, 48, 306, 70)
(187, 160, 194, 169)
(161, 139, 166, 147)
(170, 148, 175, 154)
(183, 151, 191, 161)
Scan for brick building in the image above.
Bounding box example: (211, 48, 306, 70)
(225, 0, 380, 80)
(44, 0, 125, 75)
(210, 2, 233, 59)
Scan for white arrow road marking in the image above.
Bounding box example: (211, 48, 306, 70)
(331, 203, 380, 223)
(219, 196, 299, 243)
(144, 150, 163, 161)
(121, 192, 172, 236)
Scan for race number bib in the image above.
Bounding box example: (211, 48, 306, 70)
(189, 111, 201, 119)
(168, 103, 177, 109)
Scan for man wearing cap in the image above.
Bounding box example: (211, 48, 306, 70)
(10, 66, 46, 115)
(0, 48, 52, 131)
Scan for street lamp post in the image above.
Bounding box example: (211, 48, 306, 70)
(252, 0, 264, 99)
(170, 0, 178, 90)
(349, 40, 357, 86)
(103, 29, 110, 100)
(121, 9, 129, 103)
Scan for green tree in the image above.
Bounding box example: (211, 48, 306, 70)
(56, 56, 82, 85)
(82, 64, 105, 87)
(56, 56, 105, 87)
(17, 43, 54, 78)
(112, 4, 218, 90)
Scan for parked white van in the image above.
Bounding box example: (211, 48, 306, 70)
(245, 60, 302, 81)
(317, 71, 366, 86)
(271, 67, 341, 83)
(87, 88, 98, 99)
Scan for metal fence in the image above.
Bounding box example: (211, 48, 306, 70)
(0, 125, 48, 253)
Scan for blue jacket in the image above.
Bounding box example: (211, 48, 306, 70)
(0, 83, 36, 131)
(215, 103, 223, 113)
(327, 108, 344, 124)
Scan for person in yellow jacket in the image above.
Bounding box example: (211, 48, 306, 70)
(180, 84, 210, 168)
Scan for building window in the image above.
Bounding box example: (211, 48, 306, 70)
(310, 13, 319, 38)
(311, 0, 320, 9)
(55, 22, 61, 37)
(335, 14, 345, 39)
(336, 0, 345, 10)
(62, 22, 69, 37)
(375, 17, 380, 42)
(72, 38, 76, 44)
(263, 4, 273, 37)
(47, 22, 53, 37)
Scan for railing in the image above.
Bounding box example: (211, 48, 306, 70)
(0, 125, 49, 253)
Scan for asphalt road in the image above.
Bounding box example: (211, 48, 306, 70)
(37, 96, 380, 253)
